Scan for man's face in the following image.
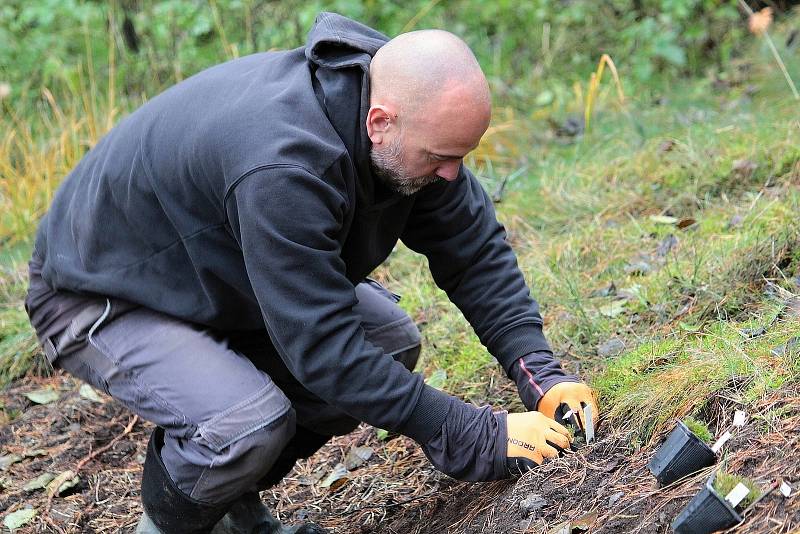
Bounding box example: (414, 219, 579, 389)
(370, 133, 448, 196)
(366, 81, 491, 196)
(369, 117, 482, 197)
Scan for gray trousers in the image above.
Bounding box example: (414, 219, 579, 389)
(25, 260, 420, 504)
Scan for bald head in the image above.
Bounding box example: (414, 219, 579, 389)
(366, 30, 491, 196)
(370, 30, 491, 120)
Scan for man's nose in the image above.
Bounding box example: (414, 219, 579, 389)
(436, 160, 462, 182)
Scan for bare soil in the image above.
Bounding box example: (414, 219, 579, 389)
(1, 372, 798, 533)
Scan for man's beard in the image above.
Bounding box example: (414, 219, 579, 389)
(369, 137, 441, 196)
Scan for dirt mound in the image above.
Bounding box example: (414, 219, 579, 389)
(369, 389, 800, 534)
(1, 373, 798, 533)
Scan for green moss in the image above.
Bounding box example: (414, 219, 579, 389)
(682, 416, 712, 442)
(713, 471, 762, 510)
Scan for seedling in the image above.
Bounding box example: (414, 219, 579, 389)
(713, 471, 761, 510)
(682, 416, 712, 443)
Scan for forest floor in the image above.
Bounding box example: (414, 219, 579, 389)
(0, 372, 798, 532)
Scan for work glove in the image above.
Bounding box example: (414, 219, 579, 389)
(538, 381, 599, 433)
(505, 411, 572, 475)
(510, 351, 599, 432)
(510, 350, 578, 412)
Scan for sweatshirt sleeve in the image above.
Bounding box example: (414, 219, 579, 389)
(401, 167, 565, 379)
(224, 165, 454, 443)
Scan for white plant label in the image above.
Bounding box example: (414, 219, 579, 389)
(733, 410, 747, 427)
(725, 483, 750, 508)
(711, 431, 732, 453)
(583, 404, 595, 443)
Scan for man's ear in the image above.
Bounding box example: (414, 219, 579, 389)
(366, 105, 396, 145)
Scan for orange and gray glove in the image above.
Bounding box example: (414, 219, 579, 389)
(538, 381, 599, 432)
(505, 411, 572, 476)
(510, 351, 599, 432)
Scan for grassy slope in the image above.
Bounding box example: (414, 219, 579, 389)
(375, 46, 800, 452)
(0, 11, 798, 502)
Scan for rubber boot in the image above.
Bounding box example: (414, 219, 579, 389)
(209, 492, 327, 534)
(135, 427, 229, 534)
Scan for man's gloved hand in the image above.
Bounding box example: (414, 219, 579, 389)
(537, 381, 599, 431)
(505, 411, 571, 475)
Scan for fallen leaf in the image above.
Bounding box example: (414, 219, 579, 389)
(547, 521, 571, 534)
(771, 337, 800, 357)
(23, 472, 56, 492)
(608, 491, 625, 507)
(79, 384, 105, 403)
(649, 215, 678, 225)
(24, 449, 46, 458)
(25, 388, 59, 405)
(425, 369, 447, 390)
(46, 470, 79, 498)
(783, 297, 800, 318)
(676, 218, 697, 229)
(319, 463, 349, 490)
(572, 511, 599, 530)
(598, 301, 627, 318)
(739, 326, 767, 338)
(589, 282, 616, 298)
(748, 7, 773, 36)
(0, 454, 23, 470)
(344, 446, 373, 471)
(3, 508, 37, 530)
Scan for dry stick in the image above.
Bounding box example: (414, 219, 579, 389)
(737, 0, 800, 100)
(75, 415, 139, 473)
(41, 415, 139, 525)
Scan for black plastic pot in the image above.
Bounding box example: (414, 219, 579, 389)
(672, 475, 742, 533)
(648, 421, 716, 486)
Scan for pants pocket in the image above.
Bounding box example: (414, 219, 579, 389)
(54, 345, 114, 395)
(194, 382, 293, 453)
(47, 299, 111, 362)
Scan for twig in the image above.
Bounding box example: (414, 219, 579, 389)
(75, 415, 139, 473)
(41, 415, 138, 524)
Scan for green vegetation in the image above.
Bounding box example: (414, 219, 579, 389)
(713, 470, 762, 509)
(1, 1, 799, 460)
(683, 416, 713, 442)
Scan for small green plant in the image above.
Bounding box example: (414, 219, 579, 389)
(683, 416, 712, 443)
(713, 471, 762, 509)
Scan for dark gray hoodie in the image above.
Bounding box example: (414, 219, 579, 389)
(34, 13, 569, 480)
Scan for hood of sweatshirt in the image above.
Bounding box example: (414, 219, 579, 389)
(304, 13, 403, 208)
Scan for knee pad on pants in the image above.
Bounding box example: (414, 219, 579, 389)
(166, 408, 297, 503)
